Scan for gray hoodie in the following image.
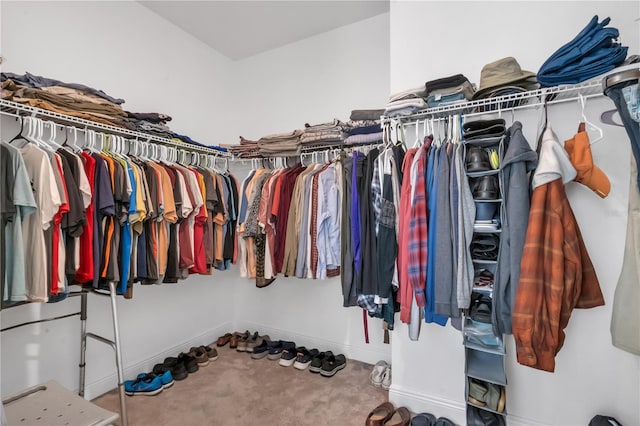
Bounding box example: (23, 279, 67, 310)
(493, 121, 538, 335)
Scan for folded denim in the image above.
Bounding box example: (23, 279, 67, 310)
(537, 15, 628, 86)
(427, 92, 467, 108)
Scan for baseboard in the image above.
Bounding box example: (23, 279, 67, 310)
(236, 321, 391, 365)
(389, 385, 548, 426)
(83, 322, 233, 400)
(389, 385, 466, 424)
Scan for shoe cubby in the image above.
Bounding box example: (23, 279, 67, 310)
(466, 376, 507, 417)
(462, 119, 508, 424)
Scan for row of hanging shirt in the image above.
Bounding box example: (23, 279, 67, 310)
(236, 151, 343, 288)
(1, 116, 238, 305)
(339, 116, 475, 335)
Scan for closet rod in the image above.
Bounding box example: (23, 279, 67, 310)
(383, 79, 605, 122)
(0, 99, 231, 157)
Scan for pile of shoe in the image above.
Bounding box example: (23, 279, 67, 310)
(216, 331, 348, 377)
(370, 360, 392, 390)
(124, 343, 218, 396)
(366, 402, 456, 426)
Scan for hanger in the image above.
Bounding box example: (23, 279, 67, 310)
(600, 109, 624, 127)
(579, 94, 604, 144)
(412, 119, 422, 148)
(8, 116, 26, 143)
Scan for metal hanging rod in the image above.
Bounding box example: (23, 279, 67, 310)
(0, 99, 231, 157)
(383, 79, 605, 122)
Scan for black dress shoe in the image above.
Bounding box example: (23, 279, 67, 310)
(466, 146, 491, 172)
(473, 175, 499, 199)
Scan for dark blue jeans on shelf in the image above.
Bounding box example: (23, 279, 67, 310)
(606, 81, 640, 190)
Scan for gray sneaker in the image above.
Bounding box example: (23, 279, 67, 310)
(235, 330, 252, 352)
(246, 334, 270, 353)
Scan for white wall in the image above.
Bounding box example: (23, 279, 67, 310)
(0, 1, 237, 399)
(0, 0, 237, 145)
(229, 12, 392, 365)
(0, 2, 392, 400)
(228, 12, 390, 140)
(389, 2, 640, 425)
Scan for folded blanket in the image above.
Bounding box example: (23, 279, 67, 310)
(350, 109, 385, 121)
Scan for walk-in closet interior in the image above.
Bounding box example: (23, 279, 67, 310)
(1, 1, 639, 425)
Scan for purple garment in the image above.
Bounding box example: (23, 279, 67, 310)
(351, 152, 363, 272)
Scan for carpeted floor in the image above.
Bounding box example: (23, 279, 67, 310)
(92, 345, 388, 426)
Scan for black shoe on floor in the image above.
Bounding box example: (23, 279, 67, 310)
(309, 351, 333, 373)
(155, 361, 187, 382)
(251, 339, 274, 359)
(293, 348, 319, 370)
(177, 352, 199, 374)
(320, 354, 347, 377)
(161, 357, 189, 381)
(267, 340, 295, 361)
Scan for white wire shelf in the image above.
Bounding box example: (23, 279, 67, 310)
(0, 98, 231, 157)
(383, 78, 605, 122)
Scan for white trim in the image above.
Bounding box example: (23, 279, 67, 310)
(388, 385, 466, 424)
(82, 322, 233, 400)
(389, 385, 548, 426)
(236, 321, 391, 365)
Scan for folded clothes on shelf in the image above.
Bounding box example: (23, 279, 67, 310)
(537, 15, 628, 86)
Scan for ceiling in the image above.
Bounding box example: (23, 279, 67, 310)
(139, 1, 389, 61)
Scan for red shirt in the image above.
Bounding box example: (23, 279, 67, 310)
(75, 152, 96, 283)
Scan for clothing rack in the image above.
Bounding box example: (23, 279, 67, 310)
(0, 285, 128, 426)
(382, 79, 605, 122)
(0, 98, 231, 158)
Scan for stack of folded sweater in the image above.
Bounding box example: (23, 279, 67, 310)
(228, 136, 261, 158)
(425, 74, 476, 107)
(344, 109, 384, 145)
(384, 86, 428, 117)
(299, 119, 350, 147)
(257, 129, 303, 157)
(125, 111, 173, 137)
(1, 73, 128, 128)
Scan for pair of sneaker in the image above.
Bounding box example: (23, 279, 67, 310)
(279, 346, 319, 368)
(370, 360, 391, 390)
(308, 351, 347, 377)
(237, 331, 270, 353)
(124, 370, 173, 396)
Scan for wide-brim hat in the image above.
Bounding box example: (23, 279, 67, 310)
(472, 57, 537, 100)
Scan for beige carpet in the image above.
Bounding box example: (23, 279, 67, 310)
(92, 345, 388, 426)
